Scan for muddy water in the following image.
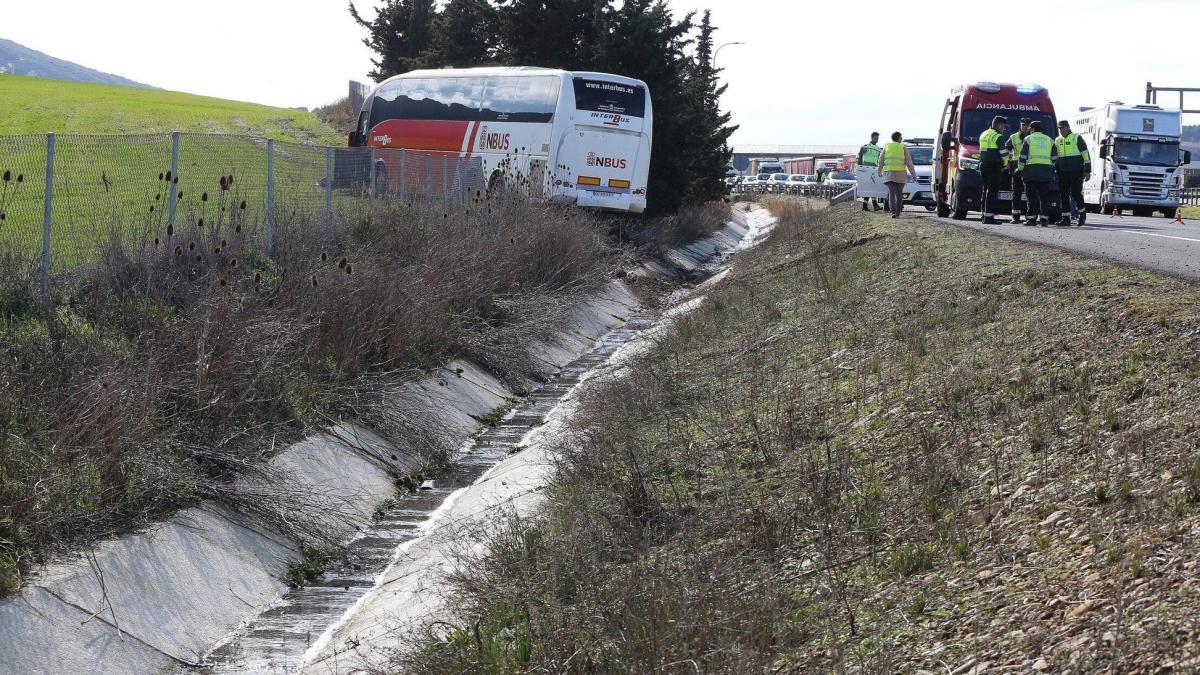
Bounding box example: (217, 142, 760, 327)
(193, 313, 652, 674)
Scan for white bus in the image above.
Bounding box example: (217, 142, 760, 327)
(348, 66, 654, 213)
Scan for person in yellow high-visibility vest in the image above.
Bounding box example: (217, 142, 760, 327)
(877, 131, 917, 218)
(1055, 120, 1092, 226)
(858, 132, 883, 211)
(978, 115, 1011, 224)
(1018, 121, 1059, 226)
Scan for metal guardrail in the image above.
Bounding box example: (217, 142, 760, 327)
(1181, 188, 1200, 206)
(729, 183, 854, 202)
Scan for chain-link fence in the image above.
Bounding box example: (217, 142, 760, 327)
(0, 132, 487, 301)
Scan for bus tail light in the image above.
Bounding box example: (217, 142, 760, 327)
(608, 179, 630, 189)
(578, 176, 601, 186)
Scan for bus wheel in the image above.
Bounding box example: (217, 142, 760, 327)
(487, 171, 505, 196)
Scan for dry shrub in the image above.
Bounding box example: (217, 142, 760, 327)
(0, 189, 613, 592)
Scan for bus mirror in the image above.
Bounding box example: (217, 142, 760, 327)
(1183, 150, 1192, 166)
(348, 131, 362, 147)
(1098, 144, 1109, 159)
(940, 131, 954, 150)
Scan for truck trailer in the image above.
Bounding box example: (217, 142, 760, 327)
(1075, 103, 1192, 217)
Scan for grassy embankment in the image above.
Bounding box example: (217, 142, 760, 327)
(408, 200, 1200, 672)
(0, 75, 344, 263)
(1181, 205, 1200, 221)
(0, 191, 616, 597)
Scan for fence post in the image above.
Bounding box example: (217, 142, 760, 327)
(167, 132, 181, 228)
(266, 139, 274, 254)
(368, 147, 377, 210)
(399, 149, 406, 203)
(40, 132, 55, 307)
(325, 147, 334, 227)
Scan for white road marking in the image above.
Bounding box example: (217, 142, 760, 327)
(1118, 230, 1200, 244)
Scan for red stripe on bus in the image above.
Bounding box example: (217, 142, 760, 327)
(370, 119, 472, 152)
(466, 121, 479, 154)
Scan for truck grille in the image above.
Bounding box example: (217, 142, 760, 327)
(1127, 171, 1168, 198)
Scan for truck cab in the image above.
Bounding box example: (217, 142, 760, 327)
(934, 82, 1061, 220)
(1078, 103, 1191, 218)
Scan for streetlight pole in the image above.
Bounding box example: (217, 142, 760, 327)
(713, 41, 745, 70)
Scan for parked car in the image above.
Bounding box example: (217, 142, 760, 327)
(767, 173, 791, 193)
(824, 171, 857, 189)
(741, 176, 760, 192)
(786, 174, 813, 193)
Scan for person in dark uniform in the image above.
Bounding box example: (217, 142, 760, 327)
(1019, 121, 1059, 226)
(1005, 118, 1032, 224)
(1055, 120, 1091, 226)
(978, 116, 1010, 224)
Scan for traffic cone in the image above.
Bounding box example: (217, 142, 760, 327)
(1175, 210, 1185, 225)
(1111, 203, 1122, 218)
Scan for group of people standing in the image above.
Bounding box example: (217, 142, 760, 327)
(855, 117, 1092, 225)
(980, 116, 1091, 226)
(858, 131, 916, 218)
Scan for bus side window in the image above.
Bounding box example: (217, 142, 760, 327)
(480, 76, 558, 123)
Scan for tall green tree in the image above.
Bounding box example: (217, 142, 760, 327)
(426, 0, 498, 67)
(685, 10, 738, 204)
(492, 0, 603, 71)
(350, 0, 437, 79)
(591, 0, 696, 213)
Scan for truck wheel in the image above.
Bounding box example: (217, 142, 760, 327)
(1163, 208, 1178, 219)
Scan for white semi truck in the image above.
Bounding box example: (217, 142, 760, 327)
(1075, 103, 1192, 217)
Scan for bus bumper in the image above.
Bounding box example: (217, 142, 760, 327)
(577, 189, 645, 214)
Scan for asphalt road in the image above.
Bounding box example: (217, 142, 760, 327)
(907, 207, 1200, 282)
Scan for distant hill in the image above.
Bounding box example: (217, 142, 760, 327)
(0, 37, 151, 88)
(1184, 125, 1199, 143)
(0, 75, 343, 145)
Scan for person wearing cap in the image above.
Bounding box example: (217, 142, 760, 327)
(878, 131, 917, 219)
(1055, 120, 1091, 226)
(858, 132, 883, 211)
(1018, 121, 1058, 226)
(978, 116, 1011, 224)
(1005, 118, 1032, 223)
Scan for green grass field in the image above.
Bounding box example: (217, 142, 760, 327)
(0, 75, 350, 266)
(0, 75, 343, 144)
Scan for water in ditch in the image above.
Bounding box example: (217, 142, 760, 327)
(193, 313, 652, 674)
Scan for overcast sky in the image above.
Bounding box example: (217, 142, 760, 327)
(6, 0, 1200, 145)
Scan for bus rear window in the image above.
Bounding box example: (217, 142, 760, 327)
(573, 78, 646, 118)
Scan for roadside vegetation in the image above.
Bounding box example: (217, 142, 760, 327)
(0, 74, 341, 143)
(407, 200, 1200, 671)
(0, 189, 615, 596)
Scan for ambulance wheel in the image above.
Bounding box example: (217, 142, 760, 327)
(950, 187, 968, 220)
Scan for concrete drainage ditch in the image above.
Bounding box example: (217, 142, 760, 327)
(0, 204, 774, 675)
(194, 313, 654, 674)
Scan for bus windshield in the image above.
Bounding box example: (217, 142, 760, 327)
(961, 110, 1056, 145)
(573, 78, 646, 117)
(1113, 138, 1180, 167)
